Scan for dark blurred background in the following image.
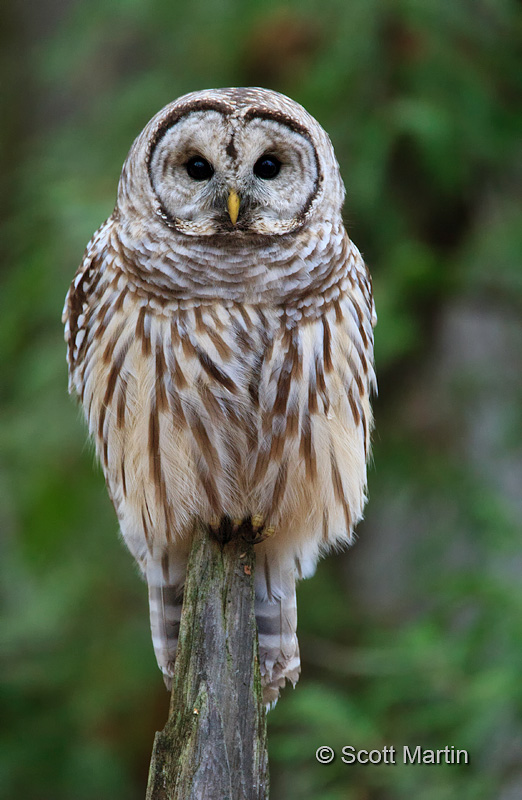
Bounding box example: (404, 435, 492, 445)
(1, 1, 521, 798)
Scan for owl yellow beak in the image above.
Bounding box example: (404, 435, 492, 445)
(227, 190, 240, 225)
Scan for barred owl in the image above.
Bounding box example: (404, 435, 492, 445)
(63, 88, 376, 705)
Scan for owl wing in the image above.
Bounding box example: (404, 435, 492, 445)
(252, 236, 376, 703)
(63, 218, 115, 398)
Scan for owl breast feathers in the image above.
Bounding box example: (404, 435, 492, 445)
(63, 87, 376, 705)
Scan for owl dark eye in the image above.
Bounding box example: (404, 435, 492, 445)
(253, 155, 281, 179)
(186, 156, 214, 180)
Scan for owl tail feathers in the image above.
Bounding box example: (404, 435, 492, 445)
(148, 574, 300, 707)
(148, 584, 183, 691)
(256, 592, 301, 708)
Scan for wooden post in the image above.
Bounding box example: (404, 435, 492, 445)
(145, 522, 269, 800)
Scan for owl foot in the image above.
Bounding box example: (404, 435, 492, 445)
(240, 515, 275, 545)
(208, 514, 275, 545)
(208, 515, 235, 544)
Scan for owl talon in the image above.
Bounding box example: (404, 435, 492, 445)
(251, 514, 264, 532)
(208, 516, 234, 543)
(240, 516, 275, 545)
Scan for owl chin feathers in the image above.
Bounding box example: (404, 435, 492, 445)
(166, 211, 307, 237)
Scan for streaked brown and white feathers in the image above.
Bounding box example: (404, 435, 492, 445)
(63, 88, 376, 705)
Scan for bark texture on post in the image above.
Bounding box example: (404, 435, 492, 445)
(146, 522, 269, 800)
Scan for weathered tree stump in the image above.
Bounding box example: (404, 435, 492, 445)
(146, 522, 269, 800)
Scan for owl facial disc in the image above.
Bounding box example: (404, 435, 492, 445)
(145, 92, 336, 237)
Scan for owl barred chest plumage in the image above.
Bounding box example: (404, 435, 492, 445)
(64, 88, 376, 705)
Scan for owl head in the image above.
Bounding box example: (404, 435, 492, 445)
(117, 88, 345, 240)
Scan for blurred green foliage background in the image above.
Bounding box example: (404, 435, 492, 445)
(1, 0, 522, 798)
